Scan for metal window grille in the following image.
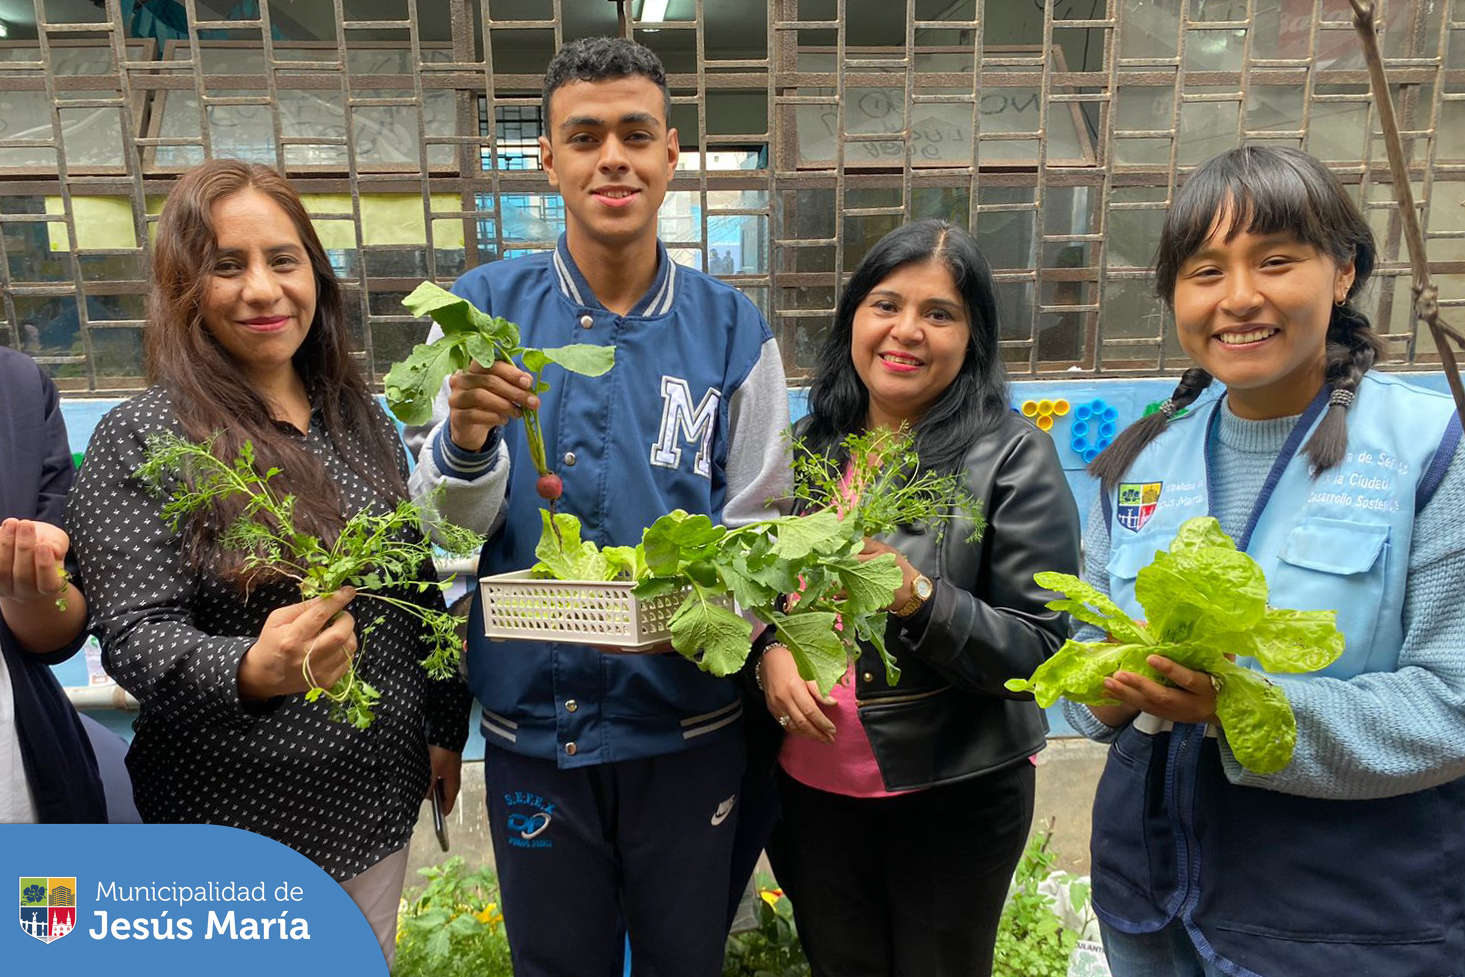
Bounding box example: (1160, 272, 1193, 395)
(1, 0, 1460, 392)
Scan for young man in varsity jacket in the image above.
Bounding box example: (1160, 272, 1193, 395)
(403, 36, 791, 977)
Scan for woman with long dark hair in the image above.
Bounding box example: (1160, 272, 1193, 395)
(68, 159, 472, 963)
(1066, 146, 1465, 977)
(754, 219, 1081, 976)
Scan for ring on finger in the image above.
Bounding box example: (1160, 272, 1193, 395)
(777, 714, 791, 728)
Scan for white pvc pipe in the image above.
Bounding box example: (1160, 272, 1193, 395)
(65, 684, 139, 712)
(434, 556, 480, 577)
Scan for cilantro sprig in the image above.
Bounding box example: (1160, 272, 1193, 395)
(1007, 516, 1346, 774)
(529, 427, 984, 693)
(136, 431, 485, 729)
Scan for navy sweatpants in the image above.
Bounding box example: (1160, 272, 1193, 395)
(485, 734, 746, 977)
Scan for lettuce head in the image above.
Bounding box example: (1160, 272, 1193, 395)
(1006, 516, 1344, 774)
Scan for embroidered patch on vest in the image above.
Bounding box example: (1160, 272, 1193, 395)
(1116, 481, 1163, 532)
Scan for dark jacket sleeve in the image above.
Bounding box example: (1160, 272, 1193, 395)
(0, 349, 106, 821)
(901, 425, 1081, 695)
(33, 362, 74, 528)
(27, 358, 88, 666)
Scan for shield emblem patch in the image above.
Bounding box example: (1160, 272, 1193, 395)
(1116, 482, 1163, 533)
(19, 877, 76, 944)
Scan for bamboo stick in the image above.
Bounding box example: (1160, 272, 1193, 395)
(1349, 0, 1465, 425)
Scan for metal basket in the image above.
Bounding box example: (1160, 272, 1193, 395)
(478, 570, 691, 651)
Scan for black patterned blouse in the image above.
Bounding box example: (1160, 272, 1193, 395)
(68, 385, 470, 881)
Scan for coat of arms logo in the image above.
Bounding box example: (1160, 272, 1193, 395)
(19, 877, 77, 944)
(1116, 482, 1163, 533)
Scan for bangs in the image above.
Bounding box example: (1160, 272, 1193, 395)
(1155, 146, 1371, 302)
(1178, 158, 1335, 254)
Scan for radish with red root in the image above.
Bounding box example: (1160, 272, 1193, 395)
(385, 281, 615, 527)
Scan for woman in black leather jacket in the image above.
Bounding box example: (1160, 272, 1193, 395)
(755, 219, 1081, 977)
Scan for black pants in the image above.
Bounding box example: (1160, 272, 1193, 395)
(767, 760, 1035, 977)
(484, 735, 746, 977)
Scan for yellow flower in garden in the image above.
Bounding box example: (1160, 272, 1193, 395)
(476, 902, 503, 925)
(759, 888, 784, 907)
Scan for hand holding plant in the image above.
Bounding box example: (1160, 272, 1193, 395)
(1100, 653, 1224, 727)
(0, 518, 74, 611)
(385, 282, 615, 509)
(237, 587, 358, 700)
(1008, 516, 1346, 774)
(445, 359, 538, 454)
(527, 427, 983, 693)
(855, 536, 919, 612)
(136, 431, 486, 729)
(760, 644, 837, 744)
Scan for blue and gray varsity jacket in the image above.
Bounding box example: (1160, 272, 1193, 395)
(405, 235, 791, 766)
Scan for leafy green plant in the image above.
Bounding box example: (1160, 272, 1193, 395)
(393, 857, 512, 977)
(722, 880, 811, 977)
(721, 842, 1090, 977)
(786, 427, 984, 542)
(992, 831, 1087, 977)
(384, 282, 615, 505)
(53, 567, 72, 611)
(530, 427, 983, 693)
(136, 431, 484, 729)
(1007, 516, 1346, 773)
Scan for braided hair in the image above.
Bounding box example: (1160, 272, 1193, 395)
(1090, 146, 1380, 491)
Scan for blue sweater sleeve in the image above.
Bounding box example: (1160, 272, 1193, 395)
(1218, 447, 1465, 798)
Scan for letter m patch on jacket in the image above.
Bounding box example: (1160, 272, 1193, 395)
(650, 376, 720, 479)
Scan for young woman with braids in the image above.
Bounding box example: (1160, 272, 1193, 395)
(1063, 145, 1465, 977)
(66, 160, 472, 963)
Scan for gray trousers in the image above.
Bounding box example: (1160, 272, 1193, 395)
(340, 845, 409, 968)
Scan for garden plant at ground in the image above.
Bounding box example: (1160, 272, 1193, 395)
(392, 830, 1088, 977)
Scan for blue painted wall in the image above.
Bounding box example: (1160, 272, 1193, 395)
(55, 372, 1457, 748)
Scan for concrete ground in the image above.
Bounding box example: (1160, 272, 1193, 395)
(402, 737, 1108, 887)
(1031, 737, 1107, 875)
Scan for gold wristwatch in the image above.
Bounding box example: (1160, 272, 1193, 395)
(894, 574, 934, 618)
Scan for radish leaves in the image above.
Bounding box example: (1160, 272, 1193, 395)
(525, 428, 982, 693)
(385, 283, 614, 506)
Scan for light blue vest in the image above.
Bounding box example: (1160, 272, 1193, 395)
(1089, 373, 1465, 976)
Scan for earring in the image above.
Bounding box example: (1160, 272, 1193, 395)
(1335, 296, 1347, 307)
